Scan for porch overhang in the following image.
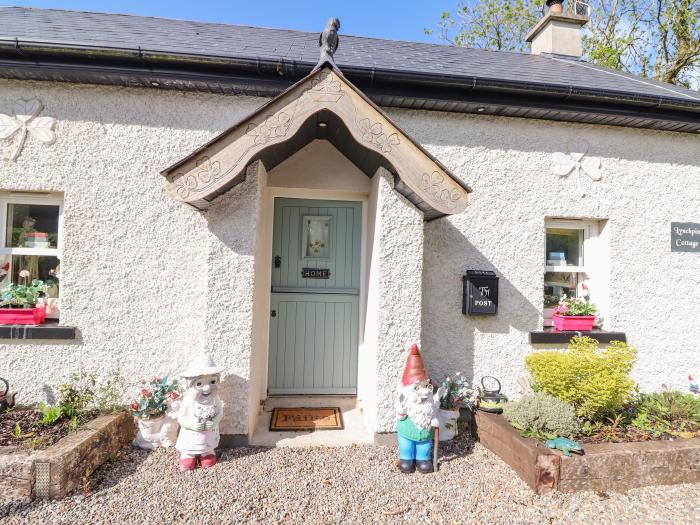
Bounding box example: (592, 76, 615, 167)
(161, 64, 471, 220)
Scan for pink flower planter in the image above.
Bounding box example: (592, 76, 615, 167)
(552, 314, 595, 331)
(0, 305, 46, 325)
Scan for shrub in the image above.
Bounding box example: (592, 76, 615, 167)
(525, 336, 637, 421)
(634, 390, 700, 426)
(503, 391, 581, 438)
(37, 370, 126, 428)
(38, 403, 62, 426)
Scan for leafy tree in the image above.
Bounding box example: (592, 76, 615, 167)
(426, 0, 543, 52)
(427, 0, 700, 89)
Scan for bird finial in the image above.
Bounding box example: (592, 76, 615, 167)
(318, 17, 340, 67)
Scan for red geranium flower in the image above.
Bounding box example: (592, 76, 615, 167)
(129, 402, 138, 411)
(168, 391, 178, 399)
(141, 389, 151, 398)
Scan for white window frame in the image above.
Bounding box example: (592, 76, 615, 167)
(0, 196, 63, 257)
(0, 195, 63, 308)
(543, 219, 603, 327)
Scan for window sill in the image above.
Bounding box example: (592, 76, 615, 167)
(529, 327, 626, 345)
(0, 319, 76, 340)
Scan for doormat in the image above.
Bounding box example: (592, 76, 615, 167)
(270, 407, 344, 431)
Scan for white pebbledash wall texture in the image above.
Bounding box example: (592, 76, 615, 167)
(1, 79, 699, 437)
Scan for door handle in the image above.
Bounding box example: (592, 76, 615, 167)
(274, 256, 281, 268)
(271, 310, 277, 317)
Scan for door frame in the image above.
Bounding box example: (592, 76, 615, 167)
(259, 186, 368, 399)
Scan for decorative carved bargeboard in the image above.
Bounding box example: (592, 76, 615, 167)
(163, 67, 468, 215)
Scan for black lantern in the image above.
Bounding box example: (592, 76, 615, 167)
(477, 376, 508, 413)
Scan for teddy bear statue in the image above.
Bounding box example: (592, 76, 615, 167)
(175, 354, 224, 471)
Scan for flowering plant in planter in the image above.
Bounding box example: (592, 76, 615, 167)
(0, 277, 48, 325)
(437, 373, 477, 442)
(0, 278, 48, 308)
(552, 296, 597, 331)
(439, 373, 476, 410)
(129, 376, 180, 420)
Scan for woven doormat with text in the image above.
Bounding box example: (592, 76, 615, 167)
(269, 407, 344, 431)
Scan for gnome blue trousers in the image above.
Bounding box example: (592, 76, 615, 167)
(397, 434, 433, 461)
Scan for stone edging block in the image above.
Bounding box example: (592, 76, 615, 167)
(0, 412, 135, 502)
(474, 410, 700, 494)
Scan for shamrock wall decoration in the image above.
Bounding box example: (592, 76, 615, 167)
(0, 99, 57, 161)
(552, 138, 602, 196)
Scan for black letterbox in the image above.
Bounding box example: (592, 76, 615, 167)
(463, 270, 499, 316)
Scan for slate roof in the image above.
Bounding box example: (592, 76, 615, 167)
(1, 6, 698, 103)
(0, 6, 698, 133)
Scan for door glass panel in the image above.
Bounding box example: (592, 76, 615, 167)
(303, 215, 331, 259)
(6, 203, 60, 249)
(546, 228, 583, 266)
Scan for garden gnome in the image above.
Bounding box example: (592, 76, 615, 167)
(176, 354, 224, 471)
(395, 344, 442, 474)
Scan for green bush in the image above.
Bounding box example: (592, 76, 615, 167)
(38, 403, 62, 426)
(525, 336, 637, 421)
(635, 390, 700, 425)
(503, 391, 580, 438)
(37, 370, 126, 428)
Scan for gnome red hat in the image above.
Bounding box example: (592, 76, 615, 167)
(401, 344, 430, 386)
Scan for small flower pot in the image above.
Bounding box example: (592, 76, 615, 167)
(133, 414, 179, 449)
(438, 408, 460, 441)
(0, 305, 46, 325)
(552, 314, 596, 331)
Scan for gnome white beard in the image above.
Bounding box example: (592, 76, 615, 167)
(403, 387, 437, 430)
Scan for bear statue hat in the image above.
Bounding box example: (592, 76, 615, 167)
(401, 344, 430, 386)
(180, 354, 221, 378)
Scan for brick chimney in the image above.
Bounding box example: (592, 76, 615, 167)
(525, 1, 588, 59)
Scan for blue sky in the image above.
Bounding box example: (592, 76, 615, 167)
(8, 0, 457, 43)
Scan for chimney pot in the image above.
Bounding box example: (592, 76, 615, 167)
(547, 0, 564, 14)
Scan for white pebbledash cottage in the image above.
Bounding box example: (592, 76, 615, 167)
(0, 5, 698, 445)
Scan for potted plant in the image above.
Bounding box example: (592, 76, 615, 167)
(130, 376, 181, 449)
(0, 274, 48, 325)
(552, 295, 597, 331)
(438, 373, 476, 441)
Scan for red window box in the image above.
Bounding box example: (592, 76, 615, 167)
(0, 305, 46, 325)
(552, 314, 595, 332)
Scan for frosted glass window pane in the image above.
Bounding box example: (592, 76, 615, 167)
(304, 216, 331, 258)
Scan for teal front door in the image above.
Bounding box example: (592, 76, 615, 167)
(268, 198, 361, 395)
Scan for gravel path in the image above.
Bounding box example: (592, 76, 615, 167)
(2, 436, 698, 524)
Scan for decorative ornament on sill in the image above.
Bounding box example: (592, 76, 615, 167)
(552, 139, 602, 196)
(0, 99, 57, 161)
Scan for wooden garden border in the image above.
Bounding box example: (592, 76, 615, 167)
(474, 411, 700, 494)
(0, 412, 134, 502)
